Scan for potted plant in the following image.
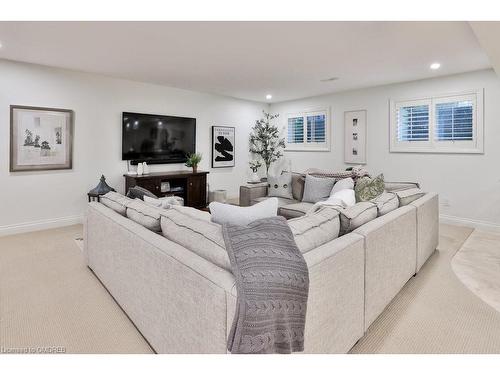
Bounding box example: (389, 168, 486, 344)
(249, 111, 285, 177)
(248, 160, 262, 183)
(185, 153, 202, 173)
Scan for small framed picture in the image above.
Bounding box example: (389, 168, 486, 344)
(212, 126, 235, 168)
(10, 105, 74, 172)
(344, 110, 367, 164)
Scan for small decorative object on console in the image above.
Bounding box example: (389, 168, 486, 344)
(185, 153, 202, 173)
(88, 175, 116, 202)
(248, 160, 262, 183)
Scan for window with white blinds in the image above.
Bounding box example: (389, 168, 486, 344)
(286, 110, 329, 151)
(390, 90, 483, 154)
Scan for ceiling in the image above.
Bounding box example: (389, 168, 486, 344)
(0, 21, 493, 103)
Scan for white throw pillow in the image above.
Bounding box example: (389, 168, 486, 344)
(209, 198, 278, 226)
(330, 177, 354, 196)
(144, 195, 182, 209)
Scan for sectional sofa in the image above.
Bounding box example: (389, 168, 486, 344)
(83, 182, 438, 353)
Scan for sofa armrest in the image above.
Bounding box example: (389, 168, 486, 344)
(239, 183, 268, 206)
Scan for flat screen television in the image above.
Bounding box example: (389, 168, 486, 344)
(122, 112, 196, 164)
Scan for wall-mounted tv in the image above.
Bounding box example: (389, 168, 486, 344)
(122, 112, 196, 164)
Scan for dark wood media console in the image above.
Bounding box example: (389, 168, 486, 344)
(124, 170, 208, 209)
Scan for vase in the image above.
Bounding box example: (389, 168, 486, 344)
(137, 162, 144, 176)
(192, 166, 197, 173)
(143, 162, 150, 175)
(250, 171, 260, 183)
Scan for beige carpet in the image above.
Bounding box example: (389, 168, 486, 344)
(1, 224, 500, 354)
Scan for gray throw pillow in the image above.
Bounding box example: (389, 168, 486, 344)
(301, 174, 336, 203)
(267, 172, 293, 199)
(126, 185, 158, 200)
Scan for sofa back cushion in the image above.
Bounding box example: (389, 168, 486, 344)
(338, 201, 378, 235)
(209, 198, 278, 226)
(291, 173, 305, 201)
(384, 181, 420, 192)
(126, 199, 164, 232)
(101, 192, 133, 216)
(160, 209, 231, 271)
(288, 207, 340, 253)
(371, 192, 399, 216)
(302, 174, 336, 203)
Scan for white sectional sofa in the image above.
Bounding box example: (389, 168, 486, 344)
(84, 190, 438, 353)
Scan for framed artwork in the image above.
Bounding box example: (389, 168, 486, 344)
(211, 126, 235, 168)
(344, 110, 367, 164)
(10, 105, 74, 172)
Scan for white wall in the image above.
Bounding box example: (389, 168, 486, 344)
(0, 60, 266, 234)
(270, 69, 500, 229)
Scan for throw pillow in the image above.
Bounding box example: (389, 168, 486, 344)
(126, 185, 157, 200)
(209, 197, 278, 226)
(301, 174, 336, 203)
(267, 172, 293, 199)
(355, 174, 385, 202)
(330, 177, 354, 196)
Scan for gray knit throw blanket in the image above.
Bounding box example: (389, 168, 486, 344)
(222, 216, 309, 354)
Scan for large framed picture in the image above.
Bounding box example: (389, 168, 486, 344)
(10, 105, 74, 172)
(344, 110, 367, 164)
(211, 126, 235, 168)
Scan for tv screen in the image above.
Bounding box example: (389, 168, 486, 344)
(122, 112, 196, 164)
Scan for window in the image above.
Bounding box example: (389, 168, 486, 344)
(285, 110, 329, 151)
(390, 90, 483, 153)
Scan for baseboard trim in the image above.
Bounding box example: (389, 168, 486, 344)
(0, 215, 84, 237)
(440, 214, 500, 233)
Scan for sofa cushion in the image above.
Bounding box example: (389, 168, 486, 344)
(160, 209, 231, 271)
(100, 191, 133, 216)
(396, 188, 426, 206)
(126, 199, 164, 232)
(143, 195, 183, 209)
(288, 207, 340, 253)
(267, 172, 293, 199)
(338, 201, 378, 235)
(279, 202, 315, 219)
(355, 174, 385, 202)
(171, 205, 212, 221)
(384, 181, 420, 192)
(209, 198, 278, 226)
(371, 192, 399, 216)
(252, 196, 298, 206)
(302, 174, 336, 203)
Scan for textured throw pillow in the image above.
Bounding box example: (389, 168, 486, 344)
(100, 192, 133, 216)
(302, 174, 336, 203)
(209, 198, 278, 226)
(267, 172, 293, 199)
(371, 192, 399, 216)
(126, 185, 158, 200)
(355, 174, 385, 202)
(396, 188, 426, 206)
(330, 177, 354, 196)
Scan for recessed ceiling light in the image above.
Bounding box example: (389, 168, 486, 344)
(430, 62, 441, 70)
(266, 94, 272, 100)
(320, 77, 339, 82)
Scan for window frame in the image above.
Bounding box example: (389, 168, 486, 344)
(285, 108, 330, 152)
(389, 89, 484, 154)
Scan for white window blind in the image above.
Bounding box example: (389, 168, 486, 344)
(285, 110, 329, 151)
(390, 90, 483, 154)
(435, 100, 473, 141)
(287, 117, 304, 144)
(397, 104, 429, 142)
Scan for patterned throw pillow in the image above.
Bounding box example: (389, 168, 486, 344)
(355, 174, 385, 202)
(267, 172, 293, 199)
